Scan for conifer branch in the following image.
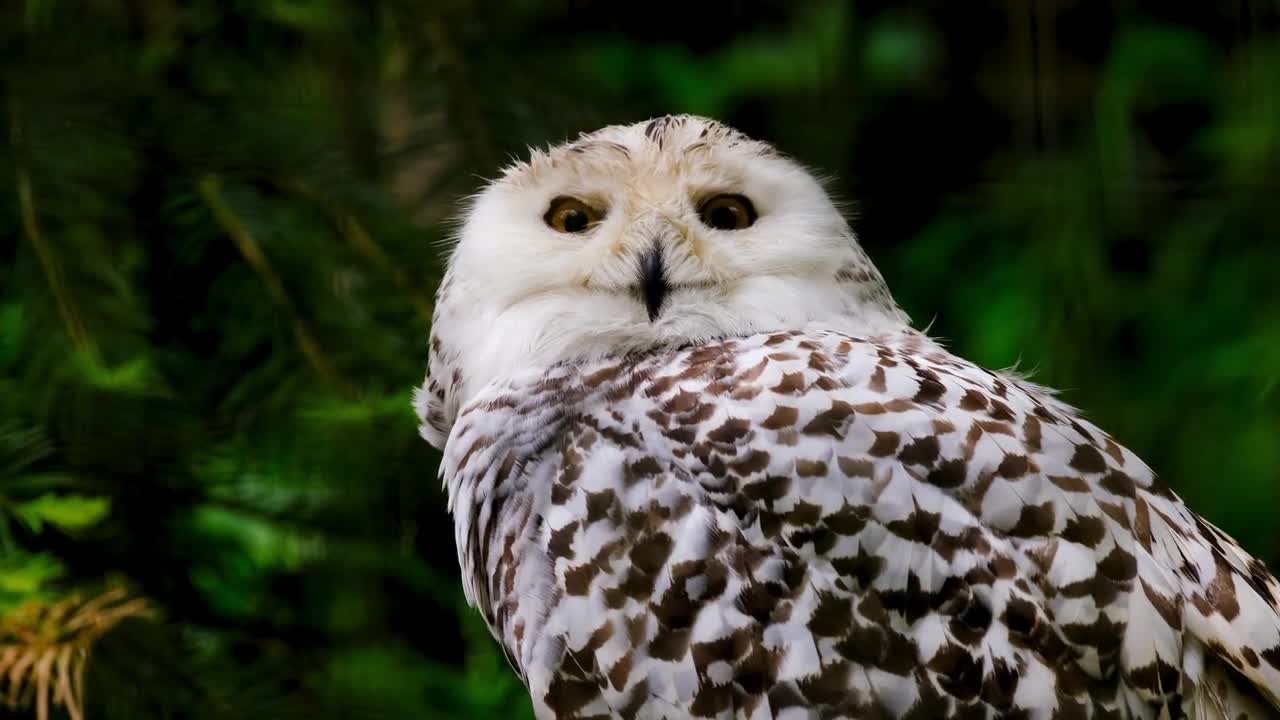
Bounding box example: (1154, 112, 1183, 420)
(196, 175, 348, 389)
(423, 16, 496, 166)
(275, 179, 435, 322)
(336, 213, 436, 322)
(8, 102, 99, 362)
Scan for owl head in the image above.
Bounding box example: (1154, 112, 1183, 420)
(415, 114, 909, 448)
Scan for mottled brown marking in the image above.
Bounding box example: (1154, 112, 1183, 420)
(1139, 578, 1182, 629)
(928, 643, 983, 700)
(439, 325, 1280, 718)
(852, 401, 888, 415)
(1008, 502, 1056, 537)
(975, 420, 1016, 437)
(927, 458, 968, 488)
(709, 417, 752, 444)
(1098, 546, 1138, 582)
(1103, 438, 1127, 465)
(988, 399, 1016, 422)
(868, 365, 888, 392)
(1061, 515, 1106, 547)
(771, 371, 807, 395)
(743, 474, 792, 503)
(914, 373, 947, 405)
(548, 521, 579, 559)
(624, 456, 662, 486)
(730, 449, 771, 476)
(689, 681, 733, 716)
(736, 582, 784, 624)
(1002, 597, 1040, 640)
(899, 435, 940, 465)
(1048, 474, 1090, 493)
(959, 389, 989, 411)
(990, 554, 1018, 579)
(1124, 658, 1181, 699)
(837, 456, 874, 477)
(629, 533, 673, 574)
(795, 459, 828, 477)
(797, 660, 854, 705)
(869, 431, 900, 457)
(607, 651, 633, 691)
(931, 418, 957, 435)
(583, 363, 624, 387)
(761, 405, 799, 429)
(825, 504, 871, 536)
(544, 674, 601, 716)
(997, 454, 1030, 478)
(652, 585, 697, 632)
(888, 506, 942, 546)
(1243, 646, 1260, 667)
(802, 400, 855, 438)
(1204, 560, 1242, 621)
(807, 591, 854, 636)
(1069, 445, 1107, 473)
(1261, 645, 1280, 671)
(564, 560, 602, 595)
(1100, 470, 1136, 498)
(1133, 499, 1153, 551)
(981, 658, 1019, 709)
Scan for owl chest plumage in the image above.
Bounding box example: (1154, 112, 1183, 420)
(442, 329, 1280, 719)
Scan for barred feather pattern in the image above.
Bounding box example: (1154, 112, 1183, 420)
(439, 328, 1280, 719)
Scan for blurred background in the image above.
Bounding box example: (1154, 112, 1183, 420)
(1, 1, 1278, 718)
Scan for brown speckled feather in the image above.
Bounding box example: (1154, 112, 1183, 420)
(440, 329, 1280, 719)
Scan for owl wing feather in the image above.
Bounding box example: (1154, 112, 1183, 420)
(439, 328, 1280, 718)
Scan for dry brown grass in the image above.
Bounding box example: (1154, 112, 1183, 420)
(1, 588, 153, 720)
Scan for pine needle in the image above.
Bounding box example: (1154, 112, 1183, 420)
(8, 100, 99, 364)
(277, 177, 435, 322)
(196, 174, 350, 390)
(335, 213, 436, 322)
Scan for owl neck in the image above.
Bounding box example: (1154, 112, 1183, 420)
(418, 272, 912, 449)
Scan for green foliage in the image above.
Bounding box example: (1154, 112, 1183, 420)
(0, 421, 98, 612)
(1, 1, 1277, 718)
(12, 495, 110, 535)
(582, 3, 849, 117)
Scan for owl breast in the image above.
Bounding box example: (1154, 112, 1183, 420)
(443, 329, 1280, 719)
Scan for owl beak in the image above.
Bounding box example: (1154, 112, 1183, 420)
(638, 244, 668, 322)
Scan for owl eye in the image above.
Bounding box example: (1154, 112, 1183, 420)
(544, 197, 603, 234)
(698, 194, 757, 230)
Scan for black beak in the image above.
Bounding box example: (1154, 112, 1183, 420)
(638, 244, 668, 322)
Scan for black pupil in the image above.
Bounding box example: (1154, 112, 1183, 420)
(563, 208, 588, 232)
(709, 204, 740, 229)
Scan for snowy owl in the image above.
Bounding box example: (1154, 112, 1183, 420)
(415, 115, 1280, 718)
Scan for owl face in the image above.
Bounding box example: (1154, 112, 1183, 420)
(417, 115, 908, 446)
(457, 115, 858, 325)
